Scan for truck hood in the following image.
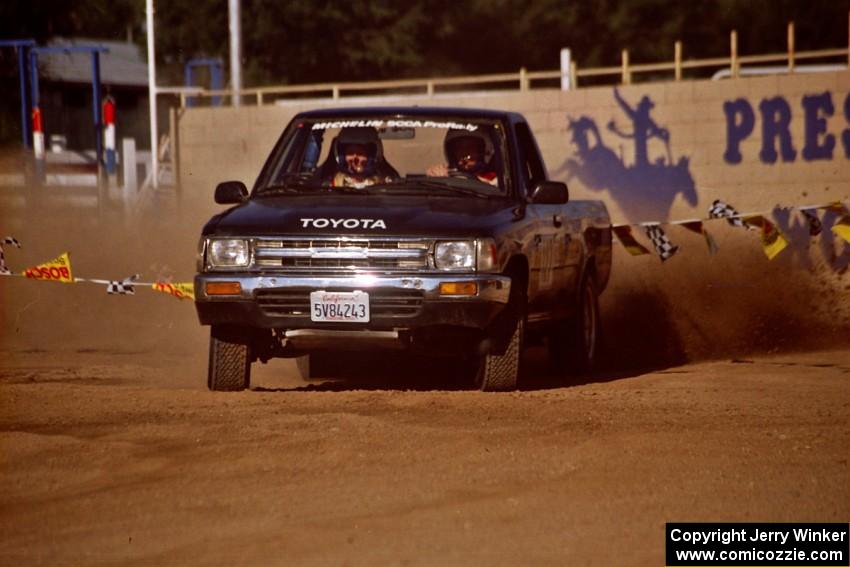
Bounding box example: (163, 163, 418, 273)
(203, 194, 518, 238)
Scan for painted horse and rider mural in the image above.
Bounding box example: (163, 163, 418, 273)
(555, 88, 698, 224)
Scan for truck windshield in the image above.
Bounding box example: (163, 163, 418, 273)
(256, 116, 508, 197)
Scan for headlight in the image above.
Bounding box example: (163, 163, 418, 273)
(206, 238, 250, 269)
(434, 241, 475, 271)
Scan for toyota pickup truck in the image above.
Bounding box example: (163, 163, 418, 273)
(195, 107, 612, 391)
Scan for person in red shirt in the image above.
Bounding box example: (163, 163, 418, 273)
(427, 129, 499, 186)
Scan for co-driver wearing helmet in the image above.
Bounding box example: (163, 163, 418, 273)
(327, 127, 394, 189)
(426, 129, 499, 187)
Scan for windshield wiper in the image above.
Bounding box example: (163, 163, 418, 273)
(257, 173, 322, 194)
(323, 185, 380, 194)
(258, 185, 312, 195)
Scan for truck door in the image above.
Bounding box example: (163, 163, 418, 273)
(514, 122, 562, 322)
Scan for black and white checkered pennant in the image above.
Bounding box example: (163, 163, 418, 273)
(0, 236, 21, 274)
(644, 224, 679, 261)
(708, 199, 748, 228)
(107, 274, 140, 295)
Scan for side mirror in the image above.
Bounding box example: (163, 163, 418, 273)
(214, 181, 248, 204)
(529, 180, 569, 205)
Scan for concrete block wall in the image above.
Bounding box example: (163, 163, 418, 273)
(178, 71, 850, 225)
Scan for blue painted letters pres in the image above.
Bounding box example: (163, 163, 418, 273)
(724, 91, 850, 164)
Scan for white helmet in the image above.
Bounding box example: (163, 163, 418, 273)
(444, 128, 494, 171)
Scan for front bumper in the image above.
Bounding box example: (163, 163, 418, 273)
(194, 272, 511, 331)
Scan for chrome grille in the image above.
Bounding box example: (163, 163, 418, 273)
(256, 288, 424, 318)
(254, 238, 431, 273)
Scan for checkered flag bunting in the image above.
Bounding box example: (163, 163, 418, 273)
(681, 221, 719, 255)
(0, 236, 20, 274)
(107, 274, 140, 295)
(708, 199, 748, 229)
(644, 224, 679, 261)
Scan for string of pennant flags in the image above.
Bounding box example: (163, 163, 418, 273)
(1, 199, 849, 297)
(610, 199, 850, 262)
(0, 246, 195, 301)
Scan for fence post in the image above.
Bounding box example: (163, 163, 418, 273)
(122, 138, 137, 194)
(169, 107, 180, 198)
(621, 49, 631, 84)
(560, 48, 572, 90)
(30, 51, 45, 185)
(332, 85, 340, 99)
(674, 41, 682, 81)
(519, 67, 529, 91)
(730, 30, 739, 78)
(570, 61, 577, 89)
(257, 91, 264, 105)
(787, 21, 795, 72)
(16, 44, 30, 148)
(426, 81, 434, 96)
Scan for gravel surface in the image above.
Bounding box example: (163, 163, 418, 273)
(1, 347, 848, 565)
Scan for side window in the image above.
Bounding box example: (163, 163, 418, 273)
(266, 127, 315, 184)
(300, 130, 323, 173)
(514, 123, 546, 190)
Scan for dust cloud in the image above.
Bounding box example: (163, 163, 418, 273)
(597, 222, 850, 372)
(0, 181, 213, 357)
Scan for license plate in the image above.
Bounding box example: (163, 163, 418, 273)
(310, 291, 370, 323)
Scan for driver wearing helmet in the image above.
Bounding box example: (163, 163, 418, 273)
(327, 127, 394, 189)
(426, 129, 499, 186)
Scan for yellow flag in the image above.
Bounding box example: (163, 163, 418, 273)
(611, 225, 650, 256)
(23, 252, 74, 283)
(742, 215, 788, 260)
(831, 216, 850, 245)
(152, 281, 195, 301)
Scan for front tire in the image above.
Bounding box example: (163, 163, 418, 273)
(208, 325, 251, 391)
(475, 314, 525, 391)
(475, 288, 527, 392)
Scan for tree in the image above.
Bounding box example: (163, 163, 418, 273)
(2, 0, 849, 144)
(0, 0, 141, 44)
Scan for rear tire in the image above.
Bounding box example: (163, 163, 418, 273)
(208, 325, 251, 391)
(549, 272, 600, 376)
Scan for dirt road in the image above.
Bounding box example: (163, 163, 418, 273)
(1, 345, 848, 566)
